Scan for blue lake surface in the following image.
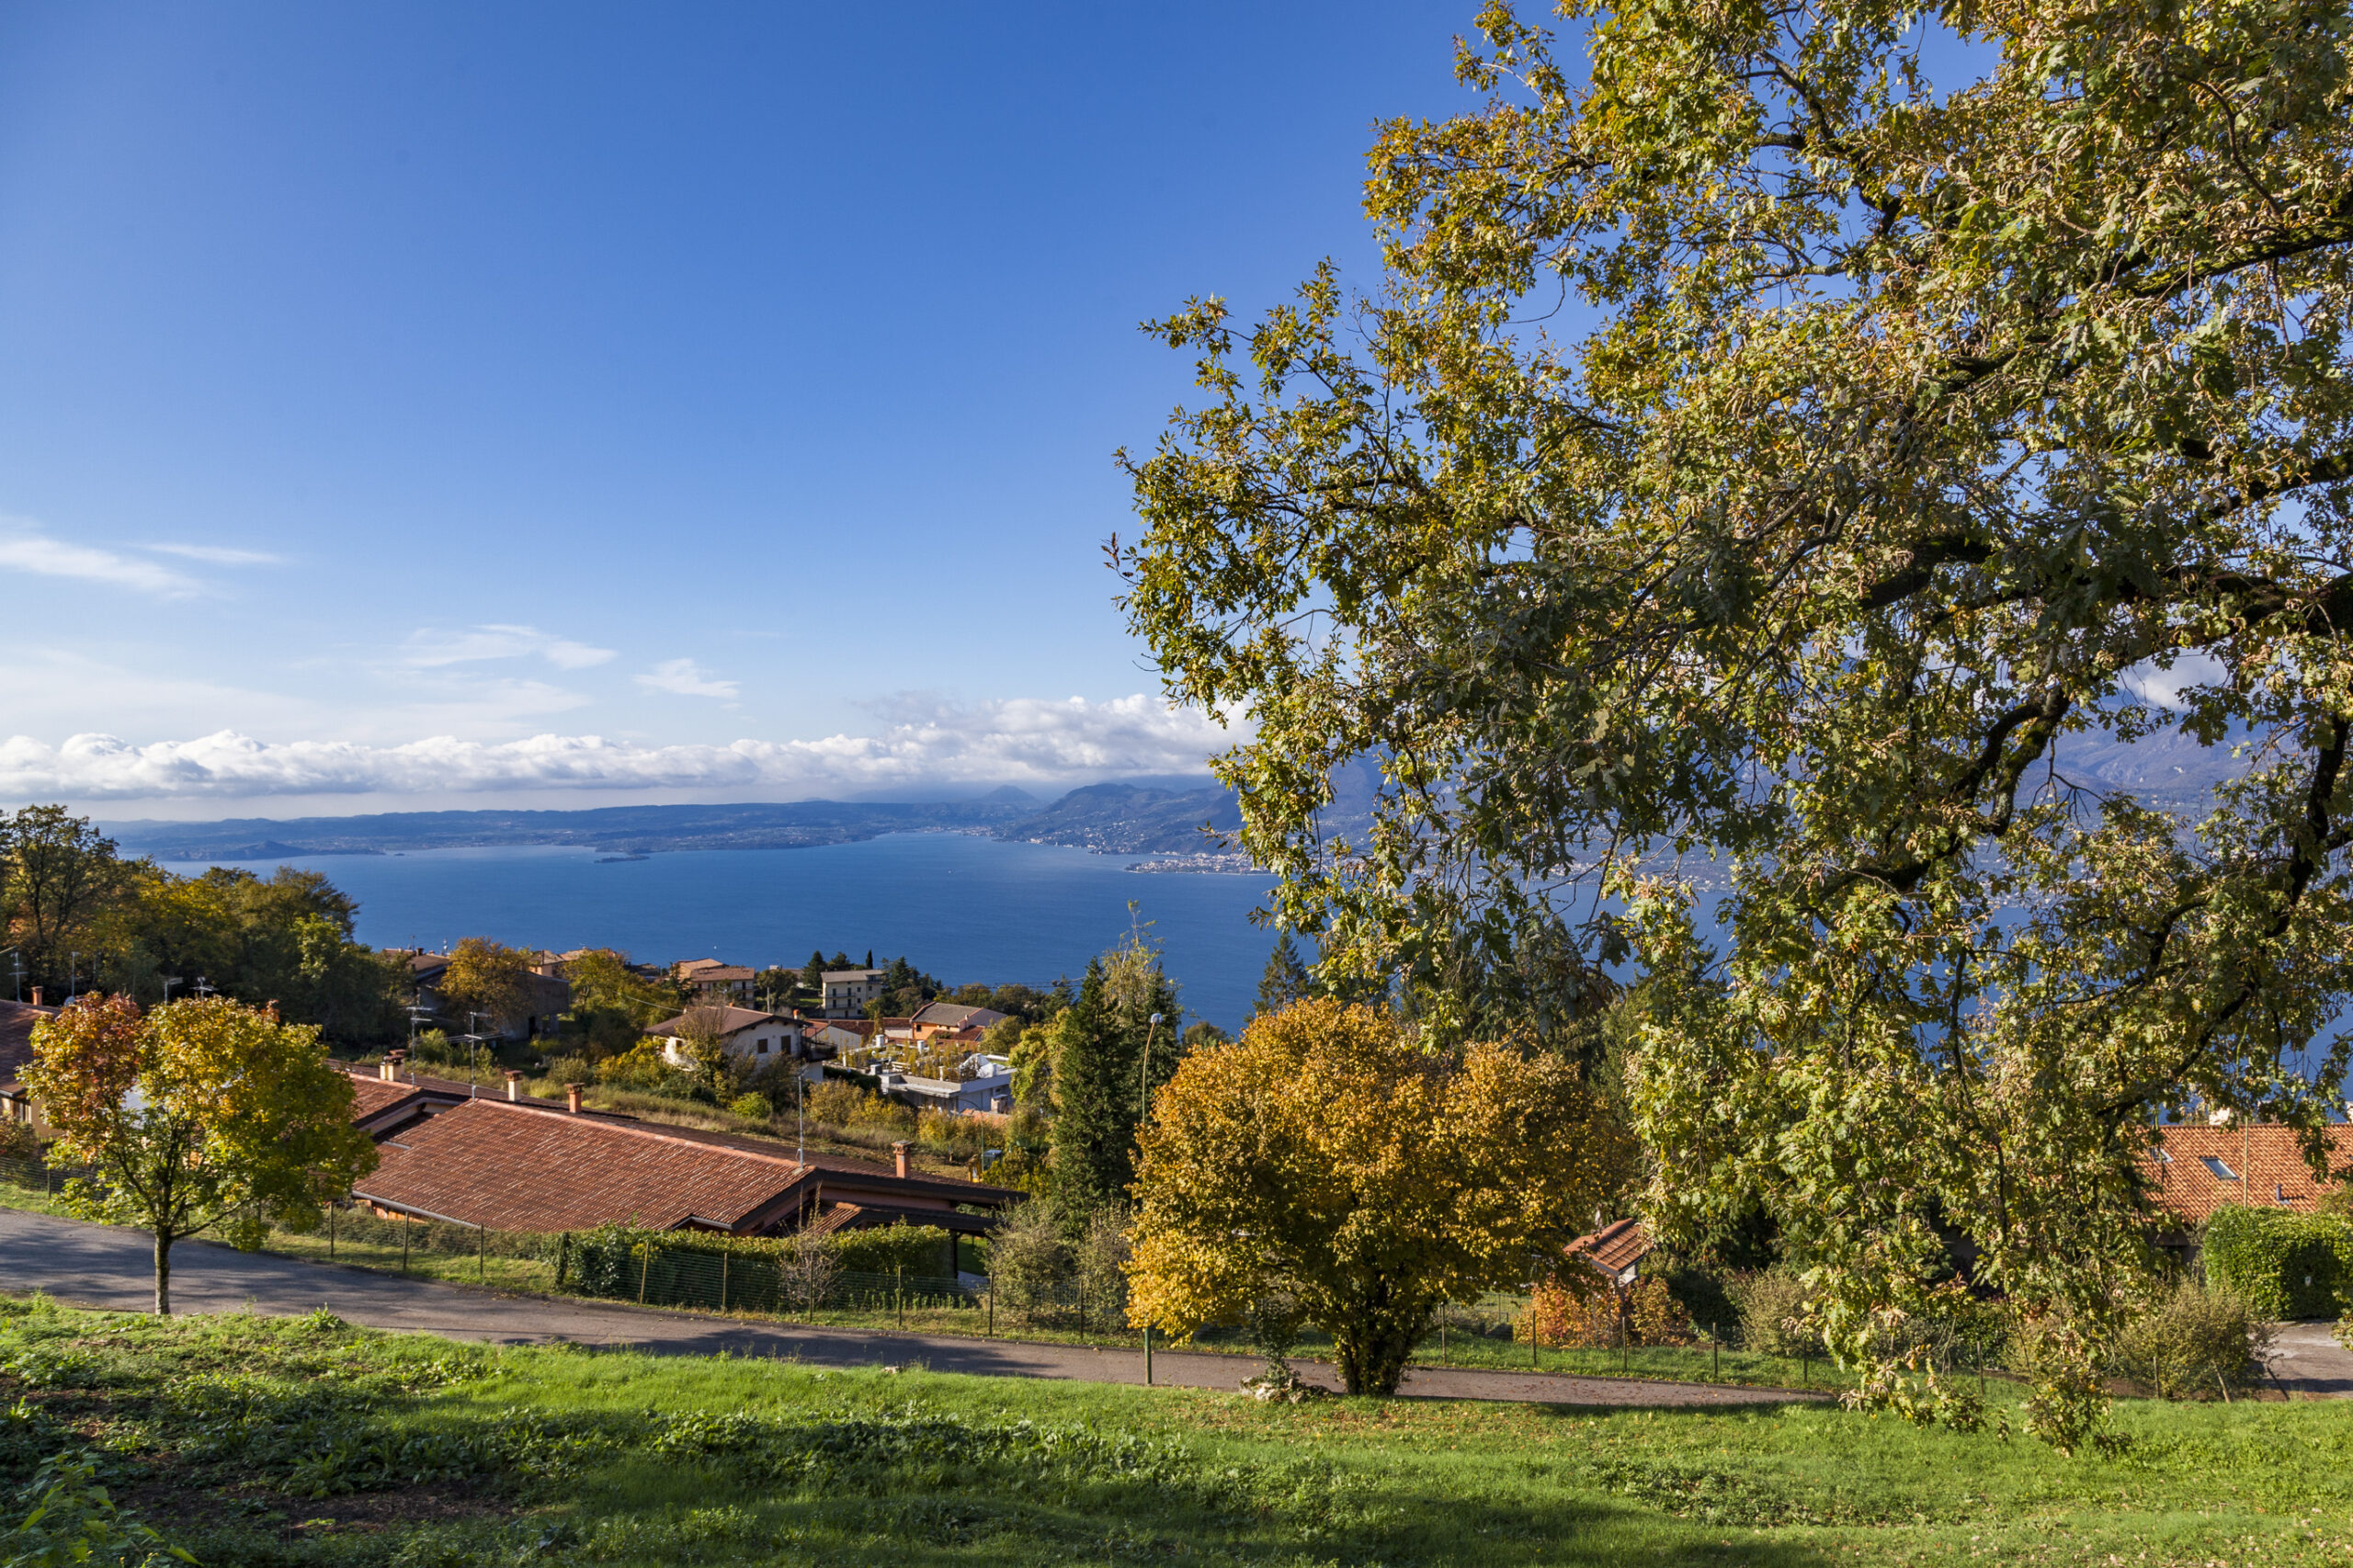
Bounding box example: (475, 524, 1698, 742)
(164, 834, 1277, 1031)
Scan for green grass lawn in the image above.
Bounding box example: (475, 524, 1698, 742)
(4, 1291, 2347, 1568)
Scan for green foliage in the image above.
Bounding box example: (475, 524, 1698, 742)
(1, 1456, 191, 1567)
(727, 1092, 772, 1121)
(1253, 933, 1308, 1019)
(1116, 0, 2353, 1447)
(2110, 1278, 2273, 1401)
(2202, 1207, 2353, 1320)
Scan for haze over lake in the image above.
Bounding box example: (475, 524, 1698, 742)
(164, 833, 1276, 1031)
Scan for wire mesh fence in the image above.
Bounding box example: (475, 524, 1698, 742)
(0, 1148, 92, 1198)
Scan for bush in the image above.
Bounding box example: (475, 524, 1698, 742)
(2202, 1205, 2353, 1319)
(987, 1199, 1069, 1316)
(805, 1079, 867, 1129)
(540, 1054, 593, 1088)
(728, 1093, 773, 1122)
(917, 1108, 994, 1161)
(1517, 1275, 1619, 1346)
(2110, 1278, 2273, 1400)
(1731, 1267, 1824, 1357)
(829, 1222, 956, 1278)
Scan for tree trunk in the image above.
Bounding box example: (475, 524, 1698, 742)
(154, 1230, 172, 1316)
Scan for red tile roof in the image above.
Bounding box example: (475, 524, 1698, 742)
(0, 1001, 57, 1086)
(345, 1074, 425, 1120)
(1566, 1218, 1653, 1282)
(357, 1097, 810, 1233)
(2141, 1123, 2353, 1224)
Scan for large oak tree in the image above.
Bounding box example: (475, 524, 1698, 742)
(1117, 0, 2353, 1443)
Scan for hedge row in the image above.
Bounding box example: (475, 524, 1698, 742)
(2203, 1206, 2353, 1319)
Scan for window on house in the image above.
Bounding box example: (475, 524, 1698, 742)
(2200, 1155, 2238, 1181)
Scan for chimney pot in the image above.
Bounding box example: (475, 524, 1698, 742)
(380, 1058, 397, 1082)
(504, 1069, 524, 1102)
(28, 987, 40, 1007)
(893, 1140, 910, 1179)
(566, 1082, 584, 1114)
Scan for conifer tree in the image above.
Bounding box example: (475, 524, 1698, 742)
(1253, 933, 1308, 1019)
(1047, 959, 1126, 1219)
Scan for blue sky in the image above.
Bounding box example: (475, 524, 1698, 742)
(0, 1, 1475, 815)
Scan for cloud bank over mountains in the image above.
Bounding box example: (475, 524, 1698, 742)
(0, 695, 1234, 802)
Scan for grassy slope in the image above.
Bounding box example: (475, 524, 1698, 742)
(4, 1294, 2348, 1568)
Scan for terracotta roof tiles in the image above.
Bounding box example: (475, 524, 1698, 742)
(2141, 1123, 2353, 1225)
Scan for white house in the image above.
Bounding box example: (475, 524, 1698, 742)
(650, 1006, 803, 1069)
(822, 969, 889, 1017)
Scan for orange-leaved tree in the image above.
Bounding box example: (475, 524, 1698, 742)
(1125, 997, 1600, 1394)
(22, 994, 378, 1313)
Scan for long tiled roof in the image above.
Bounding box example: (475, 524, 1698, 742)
(346, 1074, 426, 1120)
(0, 1001, 57, 1085)
(2141, 1123, 2353, 1224)
(357, 1097, 810, 1232)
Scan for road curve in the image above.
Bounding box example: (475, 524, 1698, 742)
(0, 1206, 1820, 1408)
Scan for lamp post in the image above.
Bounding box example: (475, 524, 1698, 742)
(1139, 1011, 1164, 1119)
(160, 977, 182, 1006)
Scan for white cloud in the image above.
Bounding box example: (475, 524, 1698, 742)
(0, 522, 197, 597)
(143, 543, 283, 566)
(2120, 652, 2227, 710)
(400, 624, 616, 670)
(636, 658, 738, 699)
(0, 695, 1237, 801)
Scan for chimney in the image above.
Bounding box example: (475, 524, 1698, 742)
(380, 1057, 398, 1082)
(893, 1141, 910, 1179)
(387, 1047, 409, 1083)
(28, 987, 40, 1007)
(566, 1082, 585, 1114)
(504, 1069, 524, 1102)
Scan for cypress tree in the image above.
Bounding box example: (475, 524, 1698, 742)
(1048, 959, 1129, 1221)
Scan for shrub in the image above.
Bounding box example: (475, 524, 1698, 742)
(728, 1093, 773, 1122)
(1731, 1267, 1824, 1357)
(805, 1079, 867, 1129)
(917, 1108, 993, 1161)
(594, 1040, 712, 1103)
(540, 1054, 593, 1089)
(2109, 1278, 2273, 1400)
(1517, 1277, 1616, 1346)
(1629, 1275, 1693, 1346)
(987, 1199, 1069, 1316)
(830, 1222, 955, 1278)
(2202, 1205, 2353, 1319)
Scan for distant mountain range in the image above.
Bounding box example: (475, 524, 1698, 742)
(97, 732, 2235, 868)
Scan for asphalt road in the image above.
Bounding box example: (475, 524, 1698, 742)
(0, 1207, 1815, 1408)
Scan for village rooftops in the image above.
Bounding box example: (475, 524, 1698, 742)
(0, 999, 58, 1089)
(2142, 1121, 2353, 1225)
(334, 1062, 1021, 1228)
(910, 1001, 1009, 1034)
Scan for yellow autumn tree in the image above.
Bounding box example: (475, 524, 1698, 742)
(23, 994, 377, 1314)
(1126, 997, 1600, 1394)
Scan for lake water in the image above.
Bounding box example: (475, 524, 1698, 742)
(164, 833, 1277, 1031)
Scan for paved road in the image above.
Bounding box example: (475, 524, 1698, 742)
(0, 1208, 1813, 1408)
(2266, 1319, 2353, 1399)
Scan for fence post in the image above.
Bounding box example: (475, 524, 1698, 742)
(401, 1217, 409, 1273)
(896, 1264, 904, 1330)
(328, 1203, 335, 1261)
(1144, 1323, 1153, 1386)
(987, 1288, 994, 1337)
(1712, 1324, 1720, 1381)
(640, 1241, 652, 1304)
(558, 1232, 570, 1289)
(721, 1251, 729, 1313)
(478, 1223, 485, 1280)
(1440, 1313, 1448, 1368)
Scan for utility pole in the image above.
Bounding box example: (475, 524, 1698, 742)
(6, 950, 18, 1004)
(66, 951, 77, 1002)
(467, 1012, 491, 1097)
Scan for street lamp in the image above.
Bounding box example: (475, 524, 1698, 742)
(1140, 1011, 1165, 1119)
